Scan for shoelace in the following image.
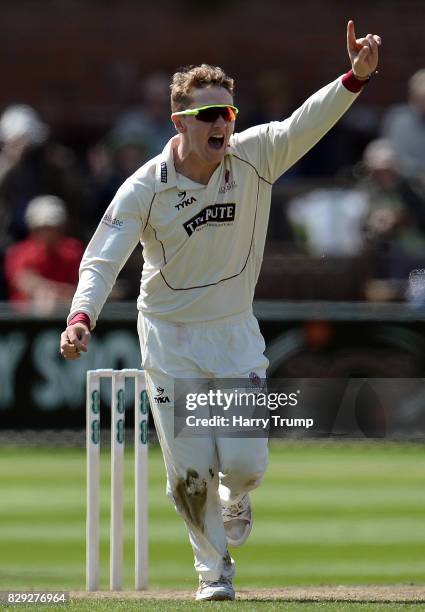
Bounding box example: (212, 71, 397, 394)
(222, 498, 247, 519)
(200, 577, 232, 588)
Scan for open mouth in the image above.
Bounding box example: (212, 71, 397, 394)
(208, 135, 225, 150)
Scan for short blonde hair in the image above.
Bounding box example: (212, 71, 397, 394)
(170, 64, 235, 112)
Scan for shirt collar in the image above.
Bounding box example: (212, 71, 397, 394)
(155, 136, 179, 192)
(156, 134, 235, 192)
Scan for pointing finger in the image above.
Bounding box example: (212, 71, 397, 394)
(347, 20, 357, 50)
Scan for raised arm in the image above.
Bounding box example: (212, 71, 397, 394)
(232, 21, 382, 184)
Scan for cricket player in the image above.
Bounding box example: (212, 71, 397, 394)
(61, 21, 381, 601)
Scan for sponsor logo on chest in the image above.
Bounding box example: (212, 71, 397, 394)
(183, 203, 236, 237)
(174, 191, 197, 211)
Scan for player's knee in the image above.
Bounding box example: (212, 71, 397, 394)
(222, 459, 266, 489)
(166, 467, 216, 532)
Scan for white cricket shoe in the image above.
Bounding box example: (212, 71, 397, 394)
(195, 576, 235, 601)
(222, 493, 252, 547)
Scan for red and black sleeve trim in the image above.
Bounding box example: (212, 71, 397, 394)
(68, 312, 91, 328)
(342, 69, 369, 93)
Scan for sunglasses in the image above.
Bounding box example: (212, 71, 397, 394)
(172, 104, 239, 123)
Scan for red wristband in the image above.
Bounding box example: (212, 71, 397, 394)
(68, 312, 91, 329)
(342, 69, 367, 93)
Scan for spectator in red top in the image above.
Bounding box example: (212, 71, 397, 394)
(5, 195, 84, 313)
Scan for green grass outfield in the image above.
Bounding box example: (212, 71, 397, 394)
(2, 602, 425, 612)
(0, 441, 424, 609)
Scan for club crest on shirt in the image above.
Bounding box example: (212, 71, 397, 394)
(219, 180, 237, 194)
(183, 203, 235, 236)
(219, 171, 237, 194)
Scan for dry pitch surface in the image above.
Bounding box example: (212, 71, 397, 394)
(71, 586, 425, 602)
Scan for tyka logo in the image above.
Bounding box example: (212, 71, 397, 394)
(175, 191, 197, 211)
(154, 386, 170, 404)
(183, 203, 236, 236)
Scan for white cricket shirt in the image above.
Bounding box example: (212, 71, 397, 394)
(69, 75, 360, 327)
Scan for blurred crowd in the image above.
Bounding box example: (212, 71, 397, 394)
(1, 69, 425, 312)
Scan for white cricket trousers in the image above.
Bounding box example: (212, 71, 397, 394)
(137, 309, 269, 582)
